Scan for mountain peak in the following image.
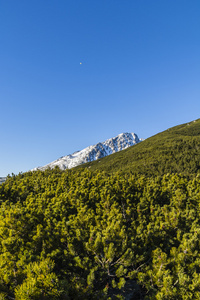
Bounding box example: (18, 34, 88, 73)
(33, 132, 142, 171)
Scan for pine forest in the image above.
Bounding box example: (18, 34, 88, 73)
(1, 119, 200, 299)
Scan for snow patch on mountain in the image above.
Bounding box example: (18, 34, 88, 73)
(33, 132, 143, 171)
(0, 177, 6, 184)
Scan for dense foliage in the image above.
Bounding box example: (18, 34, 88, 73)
(1, 166, 200, 299)
(1, 119, 200, 299)
(79, 119, 200, 176)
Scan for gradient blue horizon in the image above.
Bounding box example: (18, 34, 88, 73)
(1, 0, 200, 176)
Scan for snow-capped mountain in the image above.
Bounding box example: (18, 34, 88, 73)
(0, 177, 6, 184)
(33, 132, 143, 171)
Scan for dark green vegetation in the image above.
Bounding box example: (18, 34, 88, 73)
(79, 119, 200, 176)
(0, 178, 6, 185)
(1, 119, 200, 299)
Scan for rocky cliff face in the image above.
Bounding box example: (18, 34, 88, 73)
(33, 132, 143, 171)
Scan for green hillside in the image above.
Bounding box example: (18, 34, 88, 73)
(78, 119, 200, 177)
(1, 119, 200, 300)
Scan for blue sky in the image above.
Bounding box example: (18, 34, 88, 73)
(1, 0, 200, 176)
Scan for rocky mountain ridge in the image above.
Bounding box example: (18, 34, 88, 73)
(0, 177, 6, 184)
(33, 132, 142, 171)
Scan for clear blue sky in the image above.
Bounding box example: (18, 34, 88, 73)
(1, 0, 200, 176)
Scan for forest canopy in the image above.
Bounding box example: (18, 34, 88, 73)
(1, 119, 200, 299)
(1, 167, 200, 299)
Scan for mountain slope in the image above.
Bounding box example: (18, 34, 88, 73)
(2, 119, 200, 299)
(78, 119, 200, 176)
(33, 132, 142, 171)
(0, 177, 6, 184)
